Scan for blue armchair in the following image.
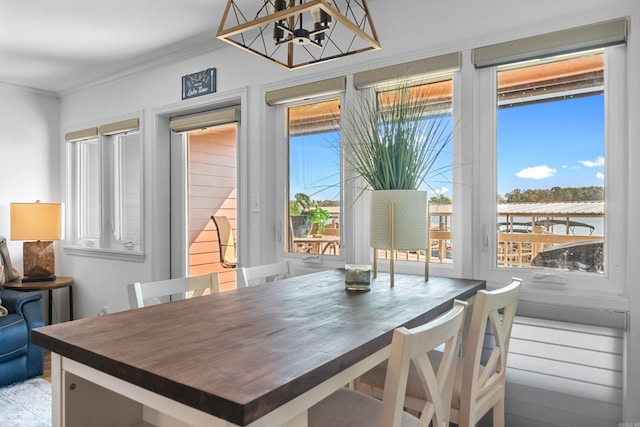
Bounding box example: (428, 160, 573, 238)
(0, 289, 45, 387)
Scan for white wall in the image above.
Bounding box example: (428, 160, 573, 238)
(54, 0, 640, 422)
(0, 83, 60, 277)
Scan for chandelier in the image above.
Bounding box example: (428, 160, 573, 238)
(217, 0, 380, 69)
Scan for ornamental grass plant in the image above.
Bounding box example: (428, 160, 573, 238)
(342, 79, 453, 193)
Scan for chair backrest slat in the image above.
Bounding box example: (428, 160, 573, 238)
(240, 260, 294, 287)
(459, 277, 522, 425)
(127, 273, 220, 309)
(381, 300, 468, 427)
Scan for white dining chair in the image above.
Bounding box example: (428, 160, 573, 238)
(239, 260, 294, 287)
(357, 278, 522, 427)
(127, 272, 220, 309)
(309, 300, 468, 427)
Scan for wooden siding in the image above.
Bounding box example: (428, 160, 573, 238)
(187, 125, 237, 291)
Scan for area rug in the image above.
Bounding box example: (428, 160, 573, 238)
(0, 377, 51, 426)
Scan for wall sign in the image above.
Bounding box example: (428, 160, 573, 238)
(182, 68, 216, 100)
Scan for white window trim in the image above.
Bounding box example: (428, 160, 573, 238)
(273, 71, 467, 276)
(63, 113, 146, 262)
(473, 46, 628, 311)
(275, 92, 347, 269)
(63, 245, 146, 262)
(359, 71, 465, 279)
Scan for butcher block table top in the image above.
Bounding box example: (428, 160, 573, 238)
(33, 270, 485, 426)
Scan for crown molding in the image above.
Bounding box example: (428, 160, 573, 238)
(0, 81, 59, 98)
(58, 32, 225, 97)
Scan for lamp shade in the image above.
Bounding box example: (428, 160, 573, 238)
(10, 202, 63, 241)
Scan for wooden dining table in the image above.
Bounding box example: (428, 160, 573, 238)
(32, 270, 485, 427)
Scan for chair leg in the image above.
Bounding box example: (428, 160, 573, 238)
(493, 399, 505, 427)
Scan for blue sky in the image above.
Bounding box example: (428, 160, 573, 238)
(289, 131, 341, 201)
(289, 131, 454, 202)
(497, 95, 604, 197)
(290, 94, 604, 202)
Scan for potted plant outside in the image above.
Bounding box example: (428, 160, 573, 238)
(308, 203, 331, 236)
(290, 193, 312, 238)
(290, 193, 331, 238)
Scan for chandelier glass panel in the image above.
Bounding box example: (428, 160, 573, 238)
(217, 0, 380, 69)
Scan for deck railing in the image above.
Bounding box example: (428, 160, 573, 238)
(497, 232, 603, 268)
(375, 229, 604, 268)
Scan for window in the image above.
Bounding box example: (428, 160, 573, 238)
(65, 117, 144, 259)
(470, 27, 630, 422)
(286, 98, 341, 256)
(373, 79, 454, 266)
(470, 21, 630, 424)
(266, 77, 345, 259)
(347, 54, 462, 276)
(496, 51, 605, 273)
(475, 30, 628, 298)
(77, 136, 100, 242)
(108, 131, 142, 247)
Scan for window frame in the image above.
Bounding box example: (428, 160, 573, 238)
(76, 136, 100, 244)
(474, 45, 628, 308)
(359, 71, 465, 279)
(105, 130, 143, 249)
(277, 93, 346, 264)
(273, 71, 467, 276)
(63, 114, 145, 262)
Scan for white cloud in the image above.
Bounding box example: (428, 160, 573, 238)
(580, 156, 605, 167)
(434, 186, 449, 196)
(596, 172, 604, 180)
(515, 165, 556, 179)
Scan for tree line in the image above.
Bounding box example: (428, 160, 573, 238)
(316, 186, 604, 206)
(499, 186, 604, 203)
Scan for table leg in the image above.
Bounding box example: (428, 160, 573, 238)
(69, 285, 74, 321)
(51, 353, 62, 427)
(48, 289, 53, 325)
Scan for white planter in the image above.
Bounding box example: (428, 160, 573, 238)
(369, 190, 428, 250)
